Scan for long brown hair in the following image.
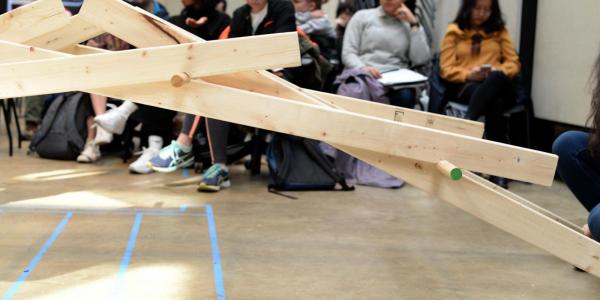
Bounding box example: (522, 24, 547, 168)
(588, 51, 600, 156)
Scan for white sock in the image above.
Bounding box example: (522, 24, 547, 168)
(117, 101, 138, 117)
(148, 135, 163, 150)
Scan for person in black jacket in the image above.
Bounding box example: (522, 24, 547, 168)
(170, 0, 231, 40)
(196, 0, 296, 192)
(147, 0, 233, 175)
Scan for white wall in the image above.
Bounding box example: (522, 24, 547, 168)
(531, 0, 600, 127)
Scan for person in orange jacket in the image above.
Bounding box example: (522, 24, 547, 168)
(439, 0, 521, 188)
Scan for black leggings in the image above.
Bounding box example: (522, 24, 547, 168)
(181, 114, 228, 164)
(449, 71, 516, 143)
(129, 104, 176, 147)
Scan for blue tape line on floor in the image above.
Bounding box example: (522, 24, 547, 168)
(206, 205, 226, 300)
(3, 212, 73, 300)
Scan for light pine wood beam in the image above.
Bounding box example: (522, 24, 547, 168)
(0, 33, 300, 97)
(89, 80, 557, 186)
(24, 15, 103, 51)
(343, 146, 600, 276)
(0, 0, 69, 43)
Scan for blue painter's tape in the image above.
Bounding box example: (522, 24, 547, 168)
(179, 204, 206, 213)
(182, 168, 190, 178)
(112, 213, 144, 300)
(179, 204, 188, 213)
(3, 212, 73, 300)
(205, 205, 226, 300)
(0, 209, 203, 217)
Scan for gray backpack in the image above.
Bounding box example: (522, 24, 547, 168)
(30, 92, 91, 160)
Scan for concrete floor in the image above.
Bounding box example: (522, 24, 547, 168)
(1, 136, 600, 299)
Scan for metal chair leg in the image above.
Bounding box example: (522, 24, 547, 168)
(9, 99, 23, 149)
(1, 100, 13, 156)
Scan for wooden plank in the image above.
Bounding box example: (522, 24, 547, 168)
(201, 73, 484, 138)
(0, 40, 66, 63)
(60, 44, 109, 55)
(78, 0, 197, 47)
(24, 15, 104, 51)
(0, 33, 300, 98)
(89, 80, 557, 186)
(305, 89, 484, 138)
(0, 39, 482, 146)
(341, 146, 600, 276)
(0, 0, 69, 43)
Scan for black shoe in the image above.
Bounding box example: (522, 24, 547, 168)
(489, 176, 509, 189)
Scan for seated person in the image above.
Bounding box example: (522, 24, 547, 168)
(333, 0, 355, 64)
(552, 51, 600, 242)
(293, 0, 336, 59)
(149, 0, 295, 192)
(196, 0, 295, 192)
(439, 0, 520, 188)
(341, 0, 430, 108)
(93, 0, 229, 173)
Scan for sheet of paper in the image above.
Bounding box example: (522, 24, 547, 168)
(378, 69, 428, 86)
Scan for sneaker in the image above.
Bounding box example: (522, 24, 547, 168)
(197, 163, 230, 192)
(94, 125, 113, 146)
(129, 135, 163, 174)
(77, 142, 101, 163)
(148, 140, 194, 173)
(94, 109, 128, 135)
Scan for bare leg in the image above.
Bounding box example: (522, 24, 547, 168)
(86, 116, 95, 143)
(90, 94, 107, 115)
(176, 133, 193, 148)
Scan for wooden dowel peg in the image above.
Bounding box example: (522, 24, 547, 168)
(171, 72, 191, 87)
(437, 160, 462, 181)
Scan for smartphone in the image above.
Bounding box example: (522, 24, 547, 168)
(481, 64, 492, 72)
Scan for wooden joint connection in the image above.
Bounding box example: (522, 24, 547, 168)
(171, 72, 191, 88)
(436, 160, 462, 181)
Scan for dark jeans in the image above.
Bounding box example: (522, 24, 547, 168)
(388, 88, 416, 108)
(552, 131, 600, 240)
(448, 71, 515, 143)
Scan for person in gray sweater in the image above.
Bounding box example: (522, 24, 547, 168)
(341, 0, 430, 107)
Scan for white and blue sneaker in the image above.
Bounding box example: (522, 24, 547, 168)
(197, 163, 230, 192)
(148, 140, 194, 173)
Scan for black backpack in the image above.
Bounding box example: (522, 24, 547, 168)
(267, 134, 354, 192)
(30, 92, 91, 160)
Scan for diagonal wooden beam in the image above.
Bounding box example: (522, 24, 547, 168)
(0, 33, 300, 97)
(342, 146, 600, 276)
(24, 14, 103, 51)
(0, 0, 69, 43)
(304, 89, 484, 138)
(88, 80, 557, 186)
(201, 72, 484, 138)
(78, 0, 198, 47)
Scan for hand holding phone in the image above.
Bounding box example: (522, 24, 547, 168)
(480, 64, 492, 74)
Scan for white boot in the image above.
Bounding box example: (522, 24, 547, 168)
(93, 125, 114, 146)
(129, 135, 163, 174)
(94, 101, 138, 135)
(77, 142, 101, 163)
